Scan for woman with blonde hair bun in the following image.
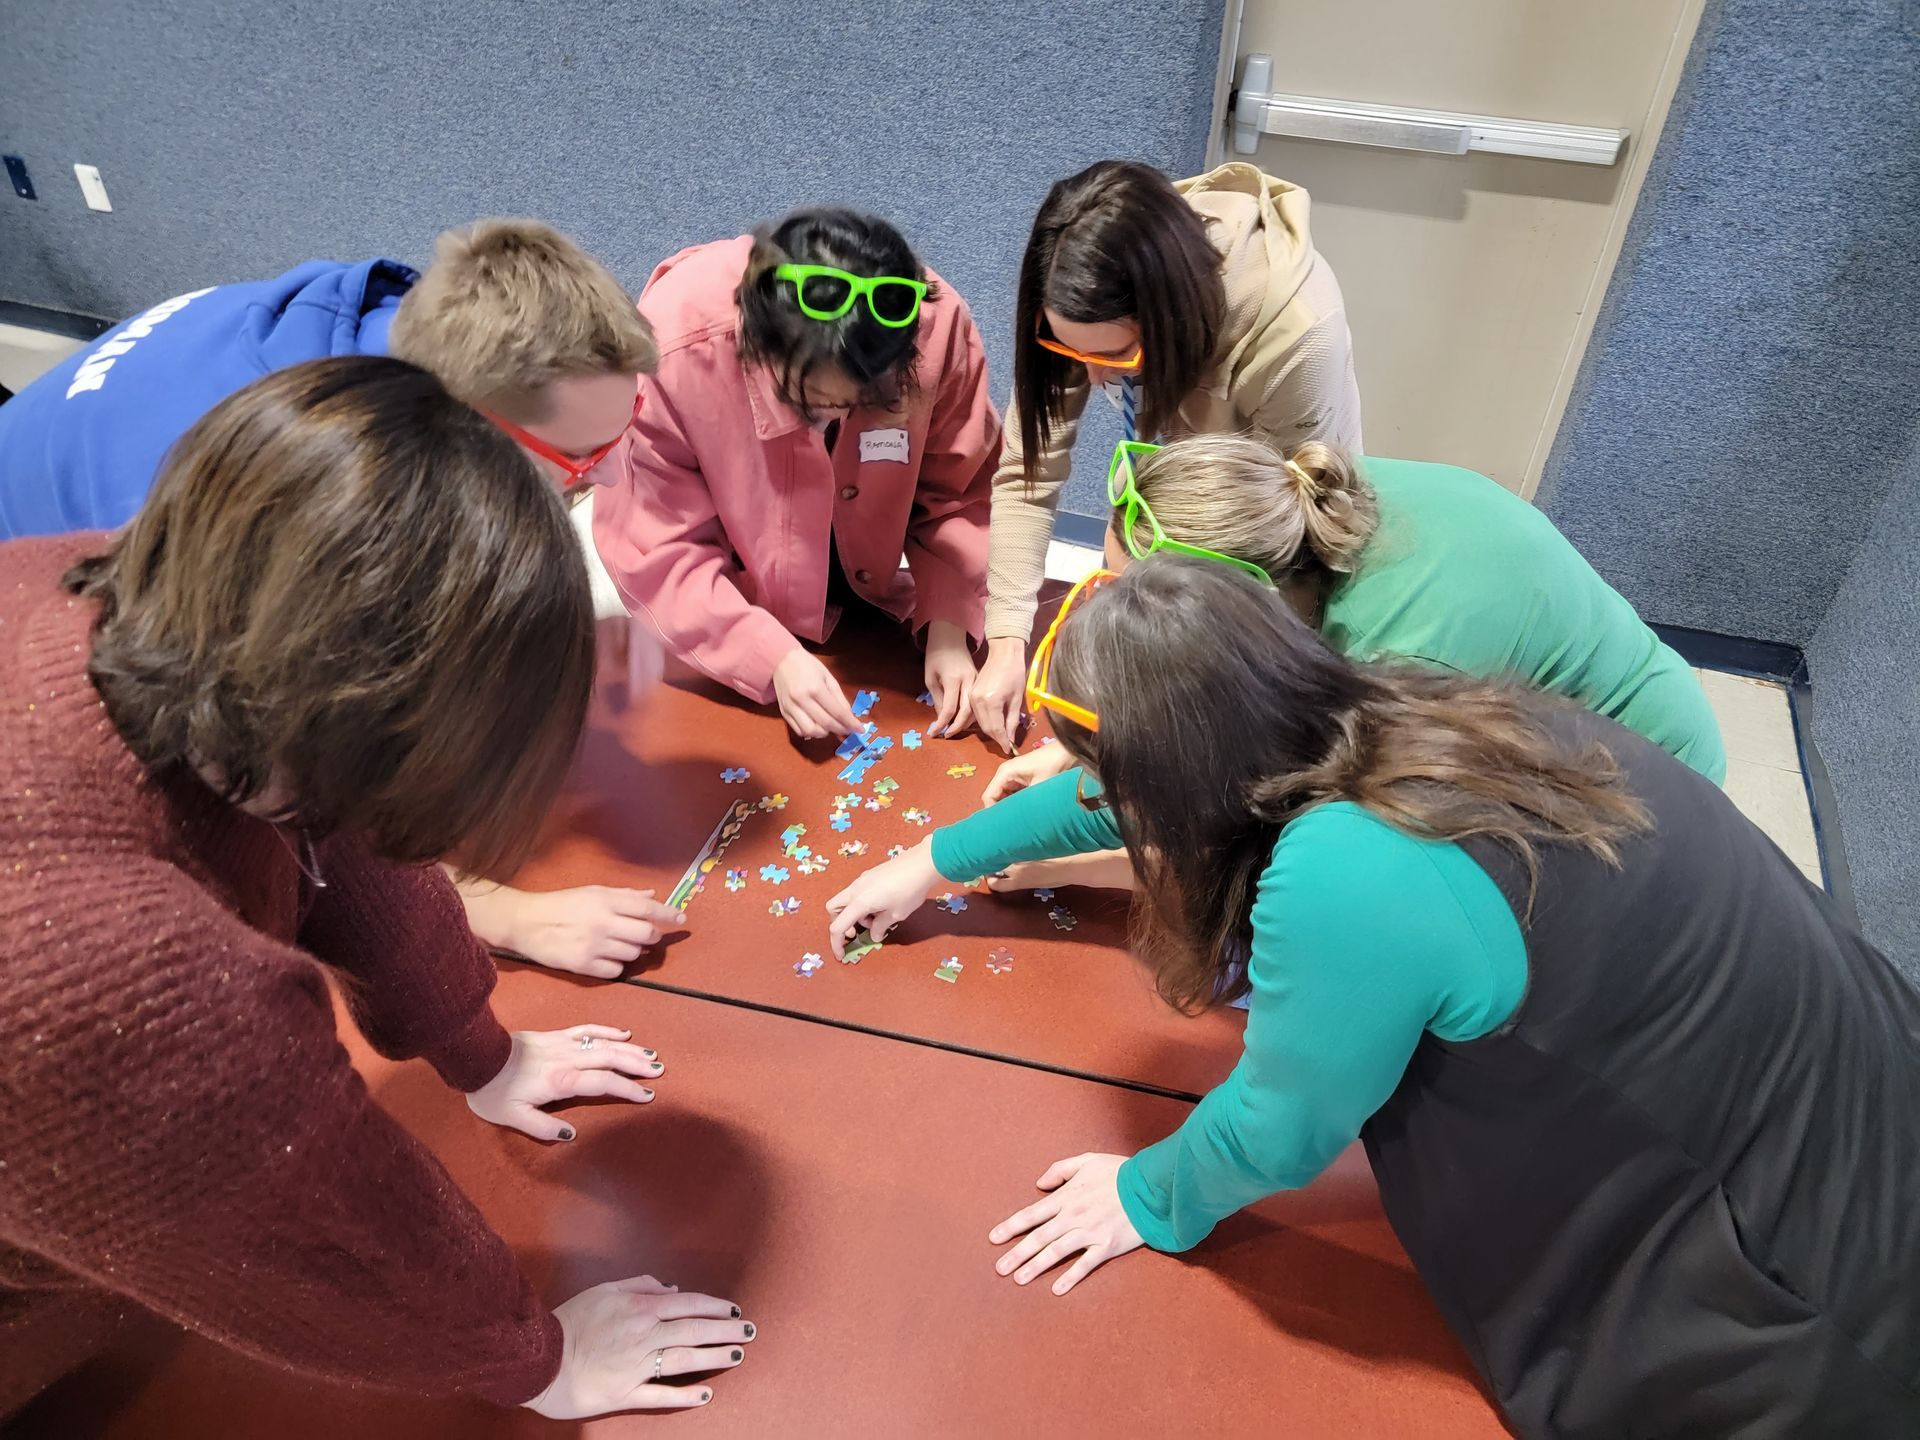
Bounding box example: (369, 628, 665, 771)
(982, 433, 1724, 891)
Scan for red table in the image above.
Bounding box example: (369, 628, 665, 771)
(513, 608, 1248, 1101)
(17, 970, 1501, 1438)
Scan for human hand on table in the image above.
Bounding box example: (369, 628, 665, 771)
(467, 1026, 665, 1141)
(824, 840, 943, 958)
(525, 1275, 754, 1417)
(990, 1153, 1144, 1295)
(924, 620, 979, 739)
(470, 883, 684, 979)
(980, 741, 1075, 804)
(773, 649, 862, 740)
(971, 638, 1028, 755)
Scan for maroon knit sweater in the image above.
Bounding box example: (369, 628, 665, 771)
(0, 535, 563, 1414)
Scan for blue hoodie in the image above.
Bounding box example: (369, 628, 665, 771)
(0, 258, 417, 539)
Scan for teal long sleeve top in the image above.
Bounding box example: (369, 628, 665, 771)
(931, 771, 1529, 1252)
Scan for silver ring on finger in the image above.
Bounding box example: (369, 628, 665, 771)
(652, 1348, 665, 1382)
(577, 1035, 596, 1051)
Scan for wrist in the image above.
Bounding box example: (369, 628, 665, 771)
(986, 636, 1025, 659)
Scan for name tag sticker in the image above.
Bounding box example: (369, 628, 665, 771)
(859, 427, 911, 464)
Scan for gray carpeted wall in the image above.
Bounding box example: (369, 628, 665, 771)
(1540, 0, 1919, 968)
(1807, 465, 1920, 970)
(0, 0, 1225, 517)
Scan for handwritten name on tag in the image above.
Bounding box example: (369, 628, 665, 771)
(859, 427, 911, 464)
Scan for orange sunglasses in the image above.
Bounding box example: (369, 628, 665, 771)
(1034, 324, 1143, 373)
(484, 388, 643, 489)
(1026, 568, 1117, 733)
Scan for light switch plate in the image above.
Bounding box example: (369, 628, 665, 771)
(74, 163, 112, 212)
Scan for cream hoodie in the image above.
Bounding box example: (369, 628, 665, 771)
(984, 163, 1362, 640)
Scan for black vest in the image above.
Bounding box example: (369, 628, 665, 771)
(1360, 713, 1920, 1438)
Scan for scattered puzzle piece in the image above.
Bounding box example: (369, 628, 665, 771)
(790, 845, 812, 862)
(887, 845, 907, 859)
(987, 947, 1014, 974)
(770, 897, 801, 917)
(835, 722, 878, 759)
(1032, 888, 1055, 903)
(903, 729, 923, 749)
(1049, 905, 1077, 930)
(838, 840, 869, 857)
(917, 690, 935, 706)
(797, 855, 829, 875)
(781, 823, 807, 847)
(759, 864, 790, 884)
(874, 777, 899, 795)
(721, 766, 750, 784)
(903, 807, 932, 826)
(725, 868, 746, 892)
(833, 792, 861, 810)
(830, 813, 853, 832)
(758, 793, 789, 811)
(1037, 735, 1056, 746)
(933, 892, 969, 914)
(794, 953, 824, 978)
(842, 928, 884, 964)
(864, 797, 883, 811)
(852, 689, 879, 717)
(946, 763, 977, 779)
(933, 957, 964, 983)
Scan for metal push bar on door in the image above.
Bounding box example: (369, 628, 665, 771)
(1230, 54, 1628, 165)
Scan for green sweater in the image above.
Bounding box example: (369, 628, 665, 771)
(1325, 459, 1725, 783)
(931, 774, 1528, 1252)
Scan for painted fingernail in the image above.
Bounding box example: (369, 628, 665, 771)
(558, 1126, 576, 1142)
(641, 1088, 655, 1100)
(730, 1305, 741, 1318)
(730, 1349, 743, 1362)
(743, 1322, 755, 1339)
(701, 1389, 713, 1403)
(642, 1048, 657, 1059)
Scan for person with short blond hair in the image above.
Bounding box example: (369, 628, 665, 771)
(0, 220, 680, 981)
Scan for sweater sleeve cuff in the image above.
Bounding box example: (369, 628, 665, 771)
(479, 1309, 566, 1408)
(427, 1004, 513, 1093)
(1117, 1154, 1189, 1254)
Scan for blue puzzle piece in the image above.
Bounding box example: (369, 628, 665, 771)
(830, 813, 853, 832)
(903, 729, 923, 749)
(759, 864, 790, 884)
(838, 753, 878, 784)
(851, 689, 879, 717)
(835, 721, 877, 759)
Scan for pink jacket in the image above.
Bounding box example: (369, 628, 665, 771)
(594, 236, 999, 703)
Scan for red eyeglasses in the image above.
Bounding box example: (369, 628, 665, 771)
(485, 388, 643, 489)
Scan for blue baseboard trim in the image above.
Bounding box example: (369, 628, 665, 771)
(0, 299, 112, 341)
(1053, 510, 1108, 550)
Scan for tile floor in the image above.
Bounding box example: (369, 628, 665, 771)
(0, 331, 1825, 889)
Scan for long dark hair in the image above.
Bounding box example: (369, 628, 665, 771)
(64, 355, 594, 877)
(1047, 558, 1651, 1012)
(1013, 160, 1225, 475)
(736, 206, 935, 421)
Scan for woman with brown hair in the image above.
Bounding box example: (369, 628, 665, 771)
(828, 558, 1920, 1436)
(970, 159, 1361, 750)
(0, 357, 752, 1418)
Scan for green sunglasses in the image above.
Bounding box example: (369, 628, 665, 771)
(772, 264, 928, 327)
(1107, 440, 1275, 585)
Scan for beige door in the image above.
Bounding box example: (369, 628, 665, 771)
(1212, 0, 1705, 495)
